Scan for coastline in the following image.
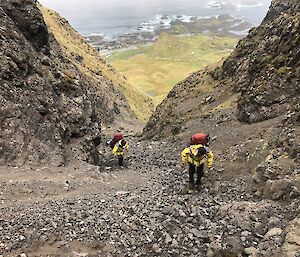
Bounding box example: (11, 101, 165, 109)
(86, 14, 253, 52)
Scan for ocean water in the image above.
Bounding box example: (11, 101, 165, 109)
(39, 0, 272, 39)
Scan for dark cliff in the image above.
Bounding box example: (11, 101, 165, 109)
(0, 0, 139, 166)
(1, 0, 50, 53)
(221, 0, 300, 123)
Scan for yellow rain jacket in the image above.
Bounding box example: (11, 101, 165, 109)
(112, 141, 129, 157)
(181, 144, 214, 167)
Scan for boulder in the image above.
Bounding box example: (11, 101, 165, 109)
(282, 217, 300, 257)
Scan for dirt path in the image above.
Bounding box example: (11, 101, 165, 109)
(0, 140, 295, 257)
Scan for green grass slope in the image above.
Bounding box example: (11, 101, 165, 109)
(39, 5, 154, 122)
(107, 33, 238, 105)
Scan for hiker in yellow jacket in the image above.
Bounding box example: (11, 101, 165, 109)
(181, 144, 214, 190)
(112, 139, 129, 166)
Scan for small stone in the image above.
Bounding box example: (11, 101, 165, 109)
(241, 230, 251, 237)
(115, 191, 130, 196)
(178, 210, 187, 217)
(206, 247, 214, 257)
(121, 224, 129, 232)
(171, 239, 179, 248)
(205, 96, 213, 102)
(41, 56, 51, 66)
(191, 228, 203, 238)
(244, 247, 259, 256)
(162, 206, 173, 215)
(254, 190, 262, 197)
(164, 232, 172, 244)
(268, 217, 281, 227)
(101, 172, 110, 182)
(152, 243, 161, 253)
(72, 251, 88, 257)
(20, 254, 27, 257)
(264, 228, 283, 239)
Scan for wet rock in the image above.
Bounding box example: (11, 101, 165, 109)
(1, 0, 50, 53)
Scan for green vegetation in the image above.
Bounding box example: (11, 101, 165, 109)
(39, 5, 154, 122)
(277, 66, 291, 75)
(107, 33, 238, 105)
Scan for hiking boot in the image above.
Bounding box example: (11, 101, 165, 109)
(189, 182, 195, 190)
(118, 156, 124, 166)
(196, 182, 202, 191)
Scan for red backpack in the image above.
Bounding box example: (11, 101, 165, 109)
(190, 133, 210, 146)
(110, 133, 124, 148)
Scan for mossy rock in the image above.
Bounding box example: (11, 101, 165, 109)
(277, 66, 291, 75)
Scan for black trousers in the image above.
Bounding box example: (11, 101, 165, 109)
(189, 163, 204, 185)
(118, 155, 124, 166)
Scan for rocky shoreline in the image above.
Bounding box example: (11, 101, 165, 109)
(86, 14, 253, 52)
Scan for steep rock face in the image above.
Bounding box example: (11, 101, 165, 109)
(144, 0, 299, 202)
(0, 0, 138, 166)
(1, 0, 49, 53)
(221, 0, 300, 123)
(39, 5, 154, 123)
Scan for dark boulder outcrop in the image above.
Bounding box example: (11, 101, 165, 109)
(221, 0, 300, 123)
(1, 0, 50, 54)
